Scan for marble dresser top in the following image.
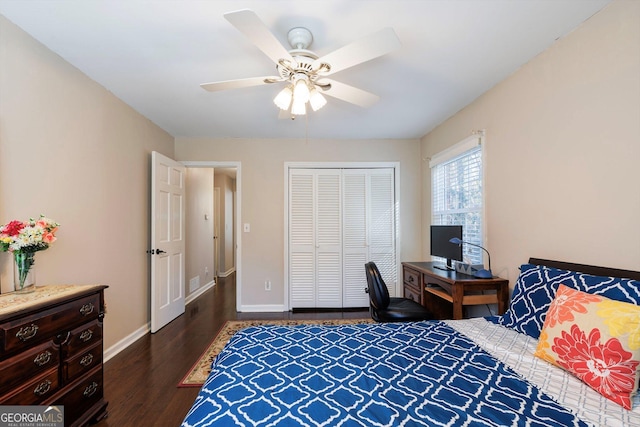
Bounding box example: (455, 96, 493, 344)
(0, 284, 105, 317)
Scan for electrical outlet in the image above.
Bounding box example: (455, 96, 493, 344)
(265, 280, 271, 291)
(205, 267, 209, 276)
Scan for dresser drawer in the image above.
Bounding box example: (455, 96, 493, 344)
(0, 294, 100, 355)
(0, 340, 59, 396)
(51, 367, 103, 426)
(64, 319, 103, 358)
(0, 367, 59, 405)
(64, 342, 103, 382)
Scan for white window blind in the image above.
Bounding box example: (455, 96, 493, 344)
(431, 136, 483, 265)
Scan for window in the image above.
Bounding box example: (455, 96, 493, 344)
(430, 136, 483, 265)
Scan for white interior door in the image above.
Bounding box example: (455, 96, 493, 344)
(151, 151, 186, 333)
(289, 170, 316, 308)
(315, 172, 342, 308)
(289, 169, 343, 308)
(367, 169, 396, 296)
(342, 168, 396, 306)
(342, 170, 369, 307)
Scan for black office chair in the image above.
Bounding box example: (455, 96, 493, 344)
(365, 262, 433, 322)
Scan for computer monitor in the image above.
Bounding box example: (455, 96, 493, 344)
(430, 225, 463, 270)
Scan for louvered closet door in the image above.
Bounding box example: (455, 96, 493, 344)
(368, 169, 396, 297)
(289, 169, 342, 308)
(316, 172, 342, 307)
(289, 170, 315, 307)
(342, 170, 369, 307)
(343, 168, 396, 307)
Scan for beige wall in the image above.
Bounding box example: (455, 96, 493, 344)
(421, 0, 640, 284)
(0, 16, 175, 350)
(175, 138, 423, 308)
(185, 168, 214, 296)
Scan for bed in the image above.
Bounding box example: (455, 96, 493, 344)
(182, 258, 640, 426)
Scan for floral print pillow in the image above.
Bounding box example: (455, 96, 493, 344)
(534, 284, 640, 409)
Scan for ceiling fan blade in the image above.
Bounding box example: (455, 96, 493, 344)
(313, 27, 401, 75)
(200, 76, 280, 92)
(320, 79, 380, 108)
(224, 9, 294, 66)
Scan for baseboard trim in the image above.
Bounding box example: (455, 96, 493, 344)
(186, 280, 215, 305)
(218, 268, 235, 278)
(239, 304, 286, 312)
(218, 267, 236, 277)
(104, 322, 150, 363)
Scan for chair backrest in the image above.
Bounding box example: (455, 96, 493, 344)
(365, 262, 390, 310)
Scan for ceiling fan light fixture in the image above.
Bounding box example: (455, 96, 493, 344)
(309, 88, 327, 111)
(291, 98, 306, 116)
(293, 77, 310, 104)
(273, 85, 293, 110)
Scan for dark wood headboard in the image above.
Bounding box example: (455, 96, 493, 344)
(529, 258, 640, 281)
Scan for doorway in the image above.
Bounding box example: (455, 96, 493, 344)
(183, 161, 241, 312)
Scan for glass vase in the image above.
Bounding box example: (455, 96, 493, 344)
(14, 251, 36, 294)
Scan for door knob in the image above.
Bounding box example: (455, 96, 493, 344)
(146, 249, 166, 255)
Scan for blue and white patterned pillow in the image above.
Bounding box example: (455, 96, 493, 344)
(495, 263, 640, 339)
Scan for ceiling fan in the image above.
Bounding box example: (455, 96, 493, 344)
(200, 9, 401, 118)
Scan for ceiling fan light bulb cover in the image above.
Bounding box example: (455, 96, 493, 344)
(291, 99, 306, 116)
(273, 86, 293, 110)
(293, 79, 310, 103)
(309, 89, 327, 111)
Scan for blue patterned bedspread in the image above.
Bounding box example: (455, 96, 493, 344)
(182, 321, 587, 426)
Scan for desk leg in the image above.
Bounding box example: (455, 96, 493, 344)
(452, 284, 464, 320)
(498, 282, 509, 315)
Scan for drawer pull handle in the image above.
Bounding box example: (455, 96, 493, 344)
(16, 324, 39, 342)
(33, 351, 52, 366)
(83, 381, 98, 398)
(34, 380, 52, 396)
(408, 276, 414, 282)
(79, 329, 94, 342)
(80, 303, 95, 316)
(80, 354, 94, 367)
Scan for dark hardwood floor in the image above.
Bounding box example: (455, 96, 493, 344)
(95, 274, 368, 427)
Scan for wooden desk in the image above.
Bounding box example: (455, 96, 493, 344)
(402, 261, 509, 320)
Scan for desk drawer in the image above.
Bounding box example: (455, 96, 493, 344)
(404, 285, 421, 304)
(403, 268, 420, 288)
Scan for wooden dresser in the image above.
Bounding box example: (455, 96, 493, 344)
(0, 285, 108, 426)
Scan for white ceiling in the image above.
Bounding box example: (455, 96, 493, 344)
(0, 0, 610, 140)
